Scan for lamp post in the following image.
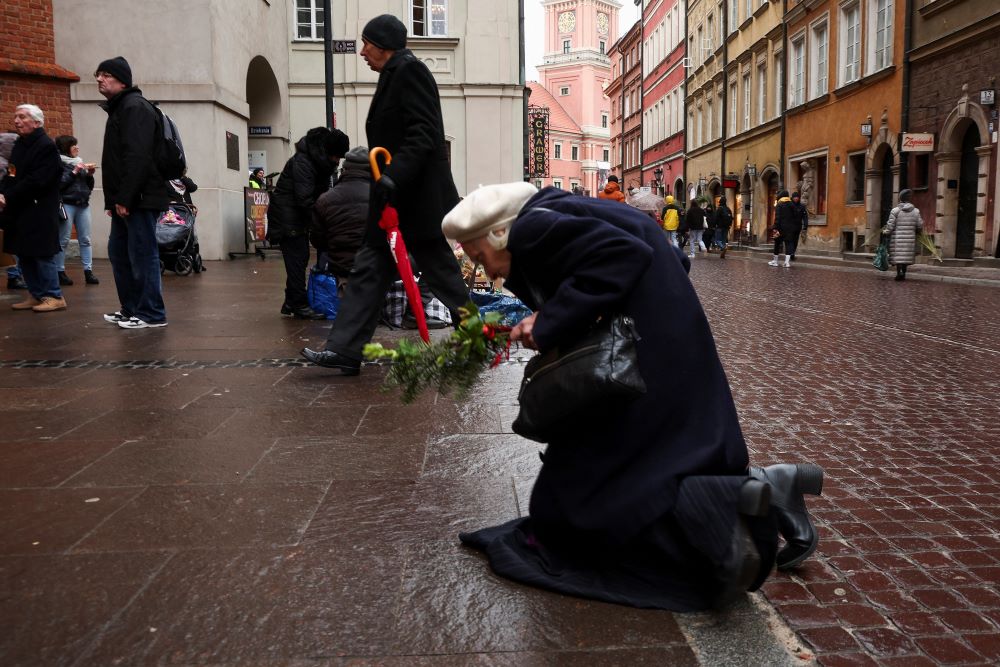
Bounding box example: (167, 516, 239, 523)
(653, 166, 663, 195)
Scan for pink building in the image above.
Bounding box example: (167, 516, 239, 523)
(641, 0, 686, 198)
(530, 0, 620, 196)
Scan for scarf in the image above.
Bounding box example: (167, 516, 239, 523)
(60, 154, 83, 167)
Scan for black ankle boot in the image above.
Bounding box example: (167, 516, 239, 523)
(58, 271, 74, 286)
(749, 464, 823, 571)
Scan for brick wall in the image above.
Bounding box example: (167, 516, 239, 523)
(0, 0, 79, 138)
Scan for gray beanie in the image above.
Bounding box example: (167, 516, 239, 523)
(899, 189, 912, 203)
(344, 145, 370, 165)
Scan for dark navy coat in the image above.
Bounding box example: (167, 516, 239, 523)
(0, 128, 62, 258)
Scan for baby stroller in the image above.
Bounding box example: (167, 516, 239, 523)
(156, 203, 203, 275)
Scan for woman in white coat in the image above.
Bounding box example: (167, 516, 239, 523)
(885, 189, 924, 281)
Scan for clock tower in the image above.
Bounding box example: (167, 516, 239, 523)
(534, 0, 622, 194)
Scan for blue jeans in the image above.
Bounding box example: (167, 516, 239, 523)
(108, 209, 166, 322)
(19, 255, 61, 299)
(58, 204, 93, 271)
(714, 228, 728, 250)
(7, 257, 20, 278)
(664, 230, 678, 247)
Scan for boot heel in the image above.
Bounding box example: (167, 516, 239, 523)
(739, 479, 771, 517)
(795, 464, 824, 496)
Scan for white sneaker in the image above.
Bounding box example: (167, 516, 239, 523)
(118, 318, 168, 329)
(688, 253, 696, 258)
(103, 311, 130, 323)
(784, 260, 791, 267)
(767, 259, 779, 267)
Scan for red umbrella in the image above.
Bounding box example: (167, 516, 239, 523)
(369, 147, 429, 343)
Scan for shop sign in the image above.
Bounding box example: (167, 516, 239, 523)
(901, 133, 935, 152)
(244, 187, 269, 242)
(527, 107, 550, 178)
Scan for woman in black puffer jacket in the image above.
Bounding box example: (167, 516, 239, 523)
(310, 145, 370, 287)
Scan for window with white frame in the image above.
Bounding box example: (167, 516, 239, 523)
(534, 179, 543, 189)
(757, 62, 767, 124)
(717, 88, 724, 138)
(563, 40, 571, 54)
(553, 179, 563, 190)
(696, 27, 703, 66)
(688, 111, 695, 148)
(570, 181, 580, 191)
(560, 86, 570, 96)
(295, 0, 323, 40)
(554, 143, 562, 159)
(774, 51, 784, 117)
(729, 82, 738, 136)
(840, 1, 861, 85)
(571, 145, 579, 161)
(600, 40, 606, 55)
(412, 0, 447, 37)
(602, 112, 608, 128)
(707, 98, 714, 141)
(742, 72, 751, 130)
(718, 2, 725, 43)
(706, 16, 714, 52)
(790, 34, 805, 107)
(697, 104, 704, 146)
(729, 0, 739, 33)
(603, 147, 610, 162)
(624, 93, 631, 116)
(810, 19, 828, 98)
(746, 0, 754, 21)
(846, 152, 866, 203)
(869, 0, 893, 73)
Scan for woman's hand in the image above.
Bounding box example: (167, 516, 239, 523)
(511, 312, 539, 350)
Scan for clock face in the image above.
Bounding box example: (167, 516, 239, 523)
(558, 11, 576, 33)
(597, 12, 609, 35)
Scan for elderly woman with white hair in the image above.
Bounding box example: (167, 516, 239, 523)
(444, 183, 823, 610)
(0, 104, 66, 311)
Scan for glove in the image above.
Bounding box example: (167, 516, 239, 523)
(372, 174, 397, 215)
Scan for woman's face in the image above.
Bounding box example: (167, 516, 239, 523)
(69, 145, 79, 158)
(462, 236, 512, 281)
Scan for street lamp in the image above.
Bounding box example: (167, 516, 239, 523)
(653, 166, 663, 195)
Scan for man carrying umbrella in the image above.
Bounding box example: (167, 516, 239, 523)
(302, 14, 469, 374)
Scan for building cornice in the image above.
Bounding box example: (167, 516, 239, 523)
(909, 13, 1000, 61)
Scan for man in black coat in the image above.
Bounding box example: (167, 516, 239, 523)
(96, 56, 171, 328)
(0, 104, 65, 311)
(769, 190, 799, 268)
(267, 126, 349, 319)
(302, 14, 470, 374)
(789, 191, 809, 261)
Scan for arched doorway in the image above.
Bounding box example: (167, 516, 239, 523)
(956, 124, 980, 258)
(674, 178, 685, 205)
(246, 56, 285, 182)
(761, 169, 780, 229)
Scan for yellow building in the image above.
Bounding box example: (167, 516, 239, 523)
(723, 0, 785, 242)
(684, 0, 724, 207)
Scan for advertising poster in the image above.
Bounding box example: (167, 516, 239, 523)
(244, 187, 269, 242)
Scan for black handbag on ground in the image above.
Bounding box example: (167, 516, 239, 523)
(512, 311, 646, 443)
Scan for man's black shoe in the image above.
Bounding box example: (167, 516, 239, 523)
(300, 348, 361, 375)
(6, 276, 28, 290)
(58, 271, 74, 286)
(281, 303, 327, 320)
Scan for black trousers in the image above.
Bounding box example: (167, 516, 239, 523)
(773, 235, 799, 257)
(324, 235, 469, 360)
(279, 234, 310, 308)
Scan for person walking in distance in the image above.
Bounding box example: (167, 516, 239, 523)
(713, 196, 733, 259)
(96, 56, 170, 328)
(885, 189, 923, 282)
(685, 198, 707, 258)
(660, 195, 682, 247)
(302, 14, 470, 374)
(788, 191, 808, 262)
(598, 175, 626, 202)
(769, 190, 797, 268)
(54, 135, 99, 285)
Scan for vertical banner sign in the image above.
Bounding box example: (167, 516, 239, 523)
(244, 187, 270, 242)
(528, 106, 550, 178)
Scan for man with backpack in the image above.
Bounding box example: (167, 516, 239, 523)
(96, 56, 170, 329)
(712, 197, 734, 259)
(660, 195, 682, 247)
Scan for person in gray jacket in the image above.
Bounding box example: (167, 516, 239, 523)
(885, 189, 923, 281)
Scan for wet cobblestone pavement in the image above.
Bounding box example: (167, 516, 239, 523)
(1, 254, 998, 665)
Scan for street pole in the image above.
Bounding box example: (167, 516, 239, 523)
(323, 0, 334, 129)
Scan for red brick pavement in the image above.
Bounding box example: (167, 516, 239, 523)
(694, 258, 1000, 665)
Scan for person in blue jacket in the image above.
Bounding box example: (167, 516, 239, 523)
(443, 183, 824, 611)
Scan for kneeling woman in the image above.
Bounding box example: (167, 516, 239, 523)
(443, 184, 822, 611)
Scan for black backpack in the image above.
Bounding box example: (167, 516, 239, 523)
(152, 104, 186, 180)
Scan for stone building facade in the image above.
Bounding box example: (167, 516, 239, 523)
(641, 0, 687, 199)
(906, 0, 999, 260)
(1, 0, 78, 139)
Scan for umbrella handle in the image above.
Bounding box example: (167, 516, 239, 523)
(369, 147, 392, 182)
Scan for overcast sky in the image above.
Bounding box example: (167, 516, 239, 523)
(525, 1, 641, 81)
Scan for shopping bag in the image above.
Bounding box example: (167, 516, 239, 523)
(307, 268, 339, 319)
(873, 241, 890, 272)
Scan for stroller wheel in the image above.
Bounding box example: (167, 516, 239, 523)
(175, 255, 194, 275)
(193, 254, 204, 273)
(159, 260, 165, 275)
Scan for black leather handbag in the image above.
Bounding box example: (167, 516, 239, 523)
(512, 313, 646, 443)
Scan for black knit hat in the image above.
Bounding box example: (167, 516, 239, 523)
(95, 56, 132, 88)
(362, 14, 407, 50)
(325, 129, 350, 158)
(607, 175, 619, 183)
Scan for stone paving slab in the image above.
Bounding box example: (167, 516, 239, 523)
(9, 252, 998, 664)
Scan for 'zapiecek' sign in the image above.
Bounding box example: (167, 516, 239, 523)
(901, 133, 935, 152)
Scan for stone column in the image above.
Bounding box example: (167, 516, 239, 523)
(934, 152, 961, 258)
(975, 145, 992, 255)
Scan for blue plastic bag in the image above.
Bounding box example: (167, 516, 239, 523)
(308, 269, 339, 319)
(470, 291, 533, 327)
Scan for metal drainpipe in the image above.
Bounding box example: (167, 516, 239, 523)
(520, 0, 529, 181)
(780, 1, 788, 190)
(899, 0, 913, 190)
(682, 0, 689, 203)
(638, 2, 645, 186)
(720, 0, 728, 186)
(620, 43, 627, 179)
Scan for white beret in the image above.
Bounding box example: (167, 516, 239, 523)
(442, 182, 538, 243)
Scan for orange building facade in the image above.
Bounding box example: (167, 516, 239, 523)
(782, 0, 906, 252)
